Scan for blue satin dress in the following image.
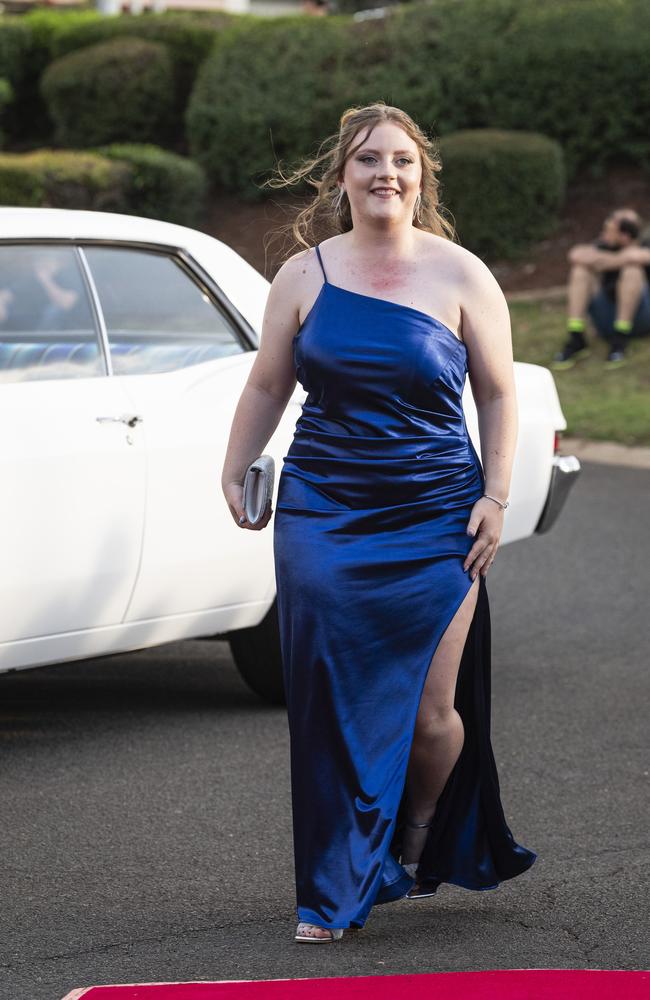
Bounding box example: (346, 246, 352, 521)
(273, 242, 536, 930)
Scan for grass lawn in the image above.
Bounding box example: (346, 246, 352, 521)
(509, 297, 650, 447)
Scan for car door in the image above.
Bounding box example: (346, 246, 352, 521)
(0, 243, 146, 656)
(81, 243, 290, 628)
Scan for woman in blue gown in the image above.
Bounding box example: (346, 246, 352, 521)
(221, 103, 536, 943)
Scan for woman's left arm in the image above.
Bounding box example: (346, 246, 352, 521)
(458, 256, 518, 581)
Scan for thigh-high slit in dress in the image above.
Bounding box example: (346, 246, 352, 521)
(272, 243, 536, 930)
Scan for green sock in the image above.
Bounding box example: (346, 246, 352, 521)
(613, 319, 633, 335)
(567, 317, 586, 333)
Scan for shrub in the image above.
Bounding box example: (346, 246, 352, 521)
(40, 36, 175, 148)
(97, 143, 207, 226)
(5, 0, 650, 186)
(45, 11, 225, 121)
(0, 145, 206, 226)
(0, 149, 130, 210)
(0, 15, 32, 81)
(427, 0, 650, 180)
(438, 129, 566, 259)
(7, 9, 227, 149)
(186, 0, 650, 201)
(0, 77, 12, 147)
(0, 10, 99, 143)
(186, 13, 443, 200)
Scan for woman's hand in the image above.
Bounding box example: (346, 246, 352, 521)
(463, 496, 505, 580)
(223, 480, 273, 531)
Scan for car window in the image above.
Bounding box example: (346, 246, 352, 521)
(83, 247, 245, 375)
(0, 245, 104, 384)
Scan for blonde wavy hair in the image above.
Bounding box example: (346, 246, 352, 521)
(262, 101, 458, 265)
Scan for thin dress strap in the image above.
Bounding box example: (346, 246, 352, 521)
(315, 243, 328, 284)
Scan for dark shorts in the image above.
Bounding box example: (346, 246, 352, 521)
(588, 286, 650, 339)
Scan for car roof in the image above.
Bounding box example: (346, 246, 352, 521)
(0, 206, 215, 247)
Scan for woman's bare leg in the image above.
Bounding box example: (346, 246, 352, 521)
(401, 574, 481, 867)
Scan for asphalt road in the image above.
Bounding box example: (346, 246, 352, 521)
(1, 460, 648, 999)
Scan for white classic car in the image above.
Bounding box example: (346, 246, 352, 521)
(0, 208, 580, 704)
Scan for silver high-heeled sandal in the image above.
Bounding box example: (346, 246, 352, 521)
(401, 817, 440, 900)
(295, 921, 344, 943)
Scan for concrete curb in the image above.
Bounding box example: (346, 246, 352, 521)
(560, 436, 650, 470)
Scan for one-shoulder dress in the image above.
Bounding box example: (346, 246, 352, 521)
(272, 242, 536, 930)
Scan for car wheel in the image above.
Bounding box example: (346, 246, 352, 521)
(227, 597, 286, 705)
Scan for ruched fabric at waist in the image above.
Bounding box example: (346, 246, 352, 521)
(278, 425, 484, 513)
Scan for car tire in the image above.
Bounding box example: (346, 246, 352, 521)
(227, 597, 286, 706)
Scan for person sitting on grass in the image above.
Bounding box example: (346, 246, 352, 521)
(552, 207, 650, 370)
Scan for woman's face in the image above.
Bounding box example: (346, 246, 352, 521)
(340, 122, 422, 225)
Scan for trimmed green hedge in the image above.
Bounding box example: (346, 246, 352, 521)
(0, 10, 106, 143)
(41, 10, 226, 128)
(186, 12, 444, 199)
(187, 0, 650, 200)
(0, 15, 31, 81)
(96, 143, 207, 227)
(0, 77, 11, 147)
(438, 130, 566, 258)
(424, 0, 650, 180)
(0, 144, 206, 225)
(3, 0, 650, 223)
(41, 37, 175, 148)
(0, 149, 130, 210)
(0, 10, 228, 146)
(0, 16, 32, 139)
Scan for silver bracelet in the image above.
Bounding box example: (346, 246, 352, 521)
(483, 493, 510, 510)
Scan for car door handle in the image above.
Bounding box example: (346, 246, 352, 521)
(96, 414, 143, 428)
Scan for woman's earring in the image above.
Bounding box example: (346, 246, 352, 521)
(334, 186, 346, 215)
(413, 192, 423, 224)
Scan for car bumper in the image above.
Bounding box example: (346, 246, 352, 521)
(534, 454, 581, 535)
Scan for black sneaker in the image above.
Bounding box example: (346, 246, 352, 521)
(551, 331, 591, 369)
(604, 335, 627, 368)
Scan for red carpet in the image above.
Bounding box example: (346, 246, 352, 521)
(61, 970, 650, 999)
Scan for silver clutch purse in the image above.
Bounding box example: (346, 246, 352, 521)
(242, 454, 275, 525)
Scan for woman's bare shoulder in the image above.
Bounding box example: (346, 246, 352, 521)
(271, 246, 318, 296)
(278, 245, 319, 277)
(429, 238, 506, 320)
(426, 233, 494, 278)
(448, 239, 501, 289)
(264, 246, 323, 331)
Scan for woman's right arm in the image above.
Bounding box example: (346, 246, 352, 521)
(221, 252, 306, 530)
